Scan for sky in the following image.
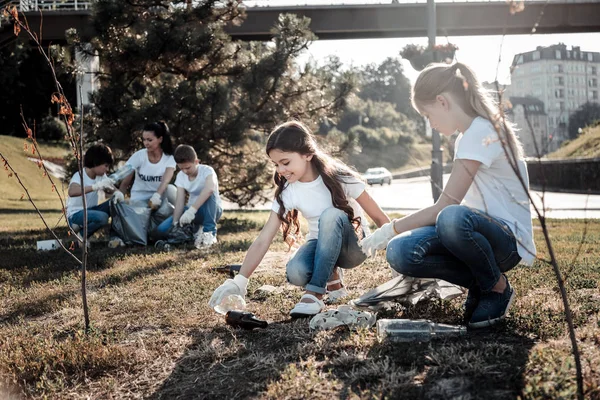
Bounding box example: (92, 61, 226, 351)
(244, 0, 600, 85)
(298, 33, 600, 85)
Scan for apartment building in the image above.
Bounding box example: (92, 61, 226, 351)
(507, 44, 600, 155)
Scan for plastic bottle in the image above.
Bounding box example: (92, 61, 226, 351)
(214, 294, 246, 315)
(376, 319, 467, 342)
(108, 164, 134, 185)
(225, 310, 268, 330)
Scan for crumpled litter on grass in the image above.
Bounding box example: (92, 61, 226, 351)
(350, 274, 465, 310)
(309, 305, 376, 331)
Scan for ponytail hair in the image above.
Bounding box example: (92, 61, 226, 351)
(143, 121, 174, 155)
(412, 62, 523, 160)
(266, 121, 363, 248)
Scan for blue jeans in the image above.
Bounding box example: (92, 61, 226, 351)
(156, 193, 222, 235)
(68, 201, 111, 238)
(386, 205, 521, 292)
(286, 208, 367, 294)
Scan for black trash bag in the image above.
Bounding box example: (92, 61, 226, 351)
(148, 199, 175, 241)
(165, 223, 195, 245)
(149, 199, 174, 232)
(110, 199, 152, 246)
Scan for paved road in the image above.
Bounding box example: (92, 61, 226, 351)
(224, 175, 600, 219)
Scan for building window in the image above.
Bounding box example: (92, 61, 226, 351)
(593, 91, 598, 100)
(588, 53, 594, 62)
(516, 55, 523, 64)
(533, 51, 541, 61)
(591, 66, 598, 75)
(590, 78, 598, 88)
(555, 50, 561, 59)
(567, 51, 571, 59)
(554, 89, 564, 98)
(552, 64, 564, 73)
(555, 77, 564, 86)
(531, 64, 541, 73)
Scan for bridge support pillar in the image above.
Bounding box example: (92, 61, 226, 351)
(75, 43, 99, 112)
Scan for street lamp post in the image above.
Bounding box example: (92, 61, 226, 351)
(428, 0, 444, 202)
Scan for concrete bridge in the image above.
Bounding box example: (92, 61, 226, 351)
(3, 1, 600, 44)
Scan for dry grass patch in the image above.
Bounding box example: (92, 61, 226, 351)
(0, 213, 599, 398)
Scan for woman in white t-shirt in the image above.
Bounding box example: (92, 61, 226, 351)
(361, 62, 537, 329)
(67, 144, 117, 238)
(209, 121, 390, 318)
(108, 122, 177, 247)
(117, 121, 176, 208)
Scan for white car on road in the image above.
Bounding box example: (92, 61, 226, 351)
(363, 167, 393, 185)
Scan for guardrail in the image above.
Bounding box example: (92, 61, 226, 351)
(527, 158, 600, 194)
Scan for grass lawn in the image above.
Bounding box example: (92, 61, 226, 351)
(0, 211, 599, 399)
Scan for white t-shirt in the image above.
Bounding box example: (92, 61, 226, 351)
(126, 149, 176, 202)
(174, 165, 222, 207)
(454, 117, 536, 265)
(66, 170, 107, 218)
(271, 174, 368, 241)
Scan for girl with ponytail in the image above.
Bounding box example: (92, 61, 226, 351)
(209, 121, 389, 317)
(361, 62, 536, 329)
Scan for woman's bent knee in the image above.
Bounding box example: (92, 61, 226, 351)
(386, 236, 420, 276)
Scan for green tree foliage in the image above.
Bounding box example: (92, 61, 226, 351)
(0, 42, 75, 140)
(336, 96, 415, 148)
(358, 57, 416, 119)
(87, 0, 354, 205)
(568, 102, 600, 139)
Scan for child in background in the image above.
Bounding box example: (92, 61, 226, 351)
(66, 143, 116, 238)
(157, 145, 223, 249)
(209, 121, 390, 318)
(361, 62, 536, 328)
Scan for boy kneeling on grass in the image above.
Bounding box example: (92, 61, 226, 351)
(156, 144, 223, 249)
(66, 143, 117, 241)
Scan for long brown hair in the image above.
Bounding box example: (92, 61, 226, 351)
(266, 121, 362, 248)
(412, 62, 523, 161)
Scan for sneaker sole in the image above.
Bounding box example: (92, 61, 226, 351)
(468, 288, 516, 329)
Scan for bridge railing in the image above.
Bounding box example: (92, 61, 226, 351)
(17, 0, 91, 11)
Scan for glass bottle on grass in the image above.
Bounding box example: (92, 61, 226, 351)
(377, 319, 467, 342)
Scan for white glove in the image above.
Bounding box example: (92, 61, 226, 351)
(208, 275, 248, 310)
(179, 206, 197, 226)
(148, 192, 162, 210)
(91, 178, 116, 192)
(360, 221, 396, 257)
(112, 190, 125, 203)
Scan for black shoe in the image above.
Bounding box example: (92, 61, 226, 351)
(469, 275, 515, 329)
(463, 286, 480, 324)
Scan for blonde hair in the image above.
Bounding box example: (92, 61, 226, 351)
(412, 62, 523, 160)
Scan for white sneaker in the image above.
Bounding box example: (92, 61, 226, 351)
(108, 237, 125, 248)
(195, 231, 217, 249)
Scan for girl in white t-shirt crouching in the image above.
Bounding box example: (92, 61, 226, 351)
(156, 144, 223, 249)
(209, 121, 390, 318)
(361, 62, 537, 329)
